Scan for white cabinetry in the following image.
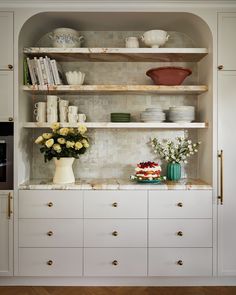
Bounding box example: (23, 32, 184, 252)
(0, 12, 13, 122)
(0, 191, 13, 276)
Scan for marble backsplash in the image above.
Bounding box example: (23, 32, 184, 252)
(30, 30, 200, 180)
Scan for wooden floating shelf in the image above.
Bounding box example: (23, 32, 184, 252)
(23, 122, 208, 129)
(23, 85, 208, 95)
(23, 47, 208, 62)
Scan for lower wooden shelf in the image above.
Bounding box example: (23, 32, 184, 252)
(22, 122, 208, 129)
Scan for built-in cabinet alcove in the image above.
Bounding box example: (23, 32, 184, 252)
(18, 11, 213, 185)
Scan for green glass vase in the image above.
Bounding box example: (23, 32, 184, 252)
(167, 163, 181, 181)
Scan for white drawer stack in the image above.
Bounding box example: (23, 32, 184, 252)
(18, 190, 83, 276)
(83, 190, 148, 276)
(148, 190, 213, 276)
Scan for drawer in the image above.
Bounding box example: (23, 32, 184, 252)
(84, 248, 147, 276)
(149, 190, 212, 218)
(19, 219, 83, 247)
(149, 219, 212, 247)
(84, 219, 147, 247)
(19, 190, 83, 218)
(149, 248, 212, 276)
(84, 190, 147, 218)
(19, 248, 82, 276)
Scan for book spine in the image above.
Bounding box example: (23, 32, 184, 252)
(45, 56, 54, 85)
(26, 57, 36, 85)
(50, 59, 60, 85)
(31, 59, 39, 85)
(39, 56, 48, 85)
(34, 57, 44, 85)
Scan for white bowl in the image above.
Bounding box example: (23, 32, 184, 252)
(141, 30, 169, 48)
(65, 71, 85, 85)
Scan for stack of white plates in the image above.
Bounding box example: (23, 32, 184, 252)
(169, 106, 195, 122)
(141, 107, 166, 122)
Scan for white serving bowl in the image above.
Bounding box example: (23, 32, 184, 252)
(141, 30, 169, 48)
(49, 28, 84, 48)
(65, 71, 85, 85)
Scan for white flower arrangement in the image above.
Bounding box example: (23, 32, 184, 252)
(151, 136, 201, 164)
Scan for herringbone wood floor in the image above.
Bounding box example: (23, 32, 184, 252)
(0, 287, 236, 295)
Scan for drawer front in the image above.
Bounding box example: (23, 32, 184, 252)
(19, 248, 82, 276)
(84, 219, 147, 247)
(149, 190, 212, 218)
(19, 219, 83, 247)
(19, 190, 83, 218)
(84, 190, 147, 218)
(149, 248, 212, 276)
(84, 248, 147, 276)
(149, 219, 212, 247)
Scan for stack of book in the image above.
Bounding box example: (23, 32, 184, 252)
(25, 56, 63, 86)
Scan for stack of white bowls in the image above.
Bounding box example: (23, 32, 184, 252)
(140, 107, 166, 122)
(169, 106, 195, 122)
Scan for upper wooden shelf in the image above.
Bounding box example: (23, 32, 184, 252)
(22, 84, 208, 95)
(23, 47, 208, 62)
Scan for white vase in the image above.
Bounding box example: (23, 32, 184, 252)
(53, 157, 75, 184)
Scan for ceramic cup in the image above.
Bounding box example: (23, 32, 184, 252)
(59, 106, 68, 122)
(59, 99, 69, 109)
(47, 95, 59, 108)
(68, 105, 78, 115)
(34, 102, 46, 122)
(47, 107, 58, 123)
(68, 113, 78, 124)
(78, 113, 86, 123)
(125, 37, 139, 48)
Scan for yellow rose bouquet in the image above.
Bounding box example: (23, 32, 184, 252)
(35, 123, 89, 162)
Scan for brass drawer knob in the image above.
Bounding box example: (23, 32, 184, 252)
(112, 260, 118, 266)
(112, 231, 118, 236)
(177, 202, 183, 207)
(177, 260, 183, 266)
(112, 202, 118, 207)
(177, 231, 183, 236)
(8, 117, 13, 122)
(218, 65, 224, 70)
(47, 202, 53, 207)
(8, 64, 13, 70)
(47, 231, 53, 236)
(47, 260, 53, 266)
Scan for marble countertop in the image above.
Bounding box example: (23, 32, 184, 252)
(19, 178, 212, 190)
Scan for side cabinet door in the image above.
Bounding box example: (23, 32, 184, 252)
(0, 71, 13, 120)
(0, 191, 13, 276)
(0, 12, 13, 69)
(218, 71, 236, 276)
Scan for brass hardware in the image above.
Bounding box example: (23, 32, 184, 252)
(112, 202, 118, 207)
(177, 231, 183, 236)
(112, 260, 118, 266)
(8, 117, 13, 122)
(218, 65, 224, 70)
(8, 64, 13, 70)
(177, 260, 183, 266)
(47, 260, 53, 266)
(8, 192, 13, 219)
(177, 202, 183, 207)
(218, 150, 224, 205)
(112, 231, 118, 236)
(47, 231, 53, 236)
(47, 202, 53, 207)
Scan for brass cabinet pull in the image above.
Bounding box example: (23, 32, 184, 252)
(47, 202, 53, 207)
(218, 65, 224, 70)
(112, 260, 118, 266)
(177, 231, 183, 236)
(47, 231, 53, 236)
(112, 202, 118, 207)
(177, 260, 183, 266)
(218, 150, 224, 205)
(8, 117, 13, 122)
(112, 231, 118, 236)
(177, 202, 183, 207)
(8, 64, 13, 70)
(47, 260, 53, 266)
(8, 192, 13, 219)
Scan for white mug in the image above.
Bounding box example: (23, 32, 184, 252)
(68, 105, 78, 115)
(59, 106, 68, 123)
(68, 113, 78, 124)
(34, 102, 46, 122)
(47, 95, 59, 108)
(125, 37, 139, 48)
(78, 113, 86, 123)
(47, 107, 58, 123)
(59, 99, 69, 109)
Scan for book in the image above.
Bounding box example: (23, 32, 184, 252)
(50, 59, 62, 85)
(45, 56, 55, 85)
(26, 57, 36, 85)
(23, 57, 31, 85)
(34, 57, 44, 85)
(39, 56, 48, 85)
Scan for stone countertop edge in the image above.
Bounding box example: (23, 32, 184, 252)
(18, 178, 212, 190)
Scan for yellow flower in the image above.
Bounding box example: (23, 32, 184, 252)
(68, 128, 75, 134)
(66, 141, 75, 148)
(81, 139, 89, 148)
(42, 133, 53, 139)
(57, 138, 66, 144)
(59, 127, 69, 136)
(35, 135, 44, 144)
(45, 138, 54, 148)
(51, 122, 60, 131)
(53, 143, 62, 153)
(75, 141, 83, 150)
(78, 124, 87, 134)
